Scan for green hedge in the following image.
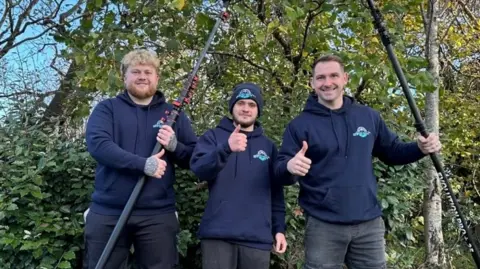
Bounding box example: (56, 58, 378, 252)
(1, 114, 473, 268)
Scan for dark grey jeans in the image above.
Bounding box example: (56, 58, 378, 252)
(303, 215, 387, 269)
(201, 239, 270, 269)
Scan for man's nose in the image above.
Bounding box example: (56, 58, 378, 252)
(324, 77, 333, 86)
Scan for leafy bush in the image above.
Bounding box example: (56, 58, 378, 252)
(0, 108, 477, 269)
(0, 113, 94, 269)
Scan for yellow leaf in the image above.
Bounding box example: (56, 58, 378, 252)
(171, 0, 185, 10)
(372, 37, 379, 44)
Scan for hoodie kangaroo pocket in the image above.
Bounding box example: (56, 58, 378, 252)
(322, 186, 378, 222)
(200, 201, 272, 242)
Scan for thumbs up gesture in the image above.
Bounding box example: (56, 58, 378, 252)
(144, 149, 167, 178)
(287, 141, 311, 176)
(228, 124, 247, 152)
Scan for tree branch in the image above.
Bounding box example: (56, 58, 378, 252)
(0, 89, 56, 99)
(208, 51, 272, 73)
(457, 0, 480, 30)
(50, 46, 66, 77)
(246, 1, 294, 62)
(0, 26, 55, 58)
(295, 0, 324, 67)
(59, 0, 85, 23)
(12, 0, 40, 39)
(354, 78, 368, 101)
(0, 0, 10, 37)
(207, 50, 291, 95)
(440, 47, 480, 79)
(256, 0, 265, 22)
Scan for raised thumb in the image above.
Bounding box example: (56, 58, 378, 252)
(233, 124, 241, 133)
(299, 141, 308, 155)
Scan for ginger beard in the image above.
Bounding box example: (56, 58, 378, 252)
(123, 64, 159, 99)
(232, 99, 258, 128)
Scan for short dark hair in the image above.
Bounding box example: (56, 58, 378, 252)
(311, 54, 345, 75)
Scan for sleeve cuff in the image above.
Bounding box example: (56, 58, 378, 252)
(173, 141, 186, 156)
(218, 141, 232, 156)
(272, 224, 286, 236)
(410, 142, 427, 160)
(135, 156, 148, 173)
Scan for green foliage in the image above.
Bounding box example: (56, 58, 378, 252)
(1, 0, 480, 268)
(0, 109, 94, 268)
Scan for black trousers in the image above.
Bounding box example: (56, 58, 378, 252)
(201, 239, 271, 269)
(84, 210, 179, 269)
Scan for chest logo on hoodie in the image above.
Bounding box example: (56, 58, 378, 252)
(353, 126, 371, 138)
(253, 150, 270, 161)
(236, 89, 256, 99)
(153, 120, 164, 128)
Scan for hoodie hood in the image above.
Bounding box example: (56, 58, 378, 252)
(116, 89, 168, 159)
(303, 94, 356, 158)
(117, 89, 166, 108)
(216, 116, 264, 177)
(303, 93, 355, 115)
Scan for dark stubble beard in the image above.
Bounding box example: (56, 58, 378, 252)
(233, 114, 255, 129)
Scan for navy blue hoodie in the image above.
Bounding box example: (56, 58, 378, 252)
(275, 94, 426, 224)
(190, 117, 286, 250)
(85, 90, 197, 215)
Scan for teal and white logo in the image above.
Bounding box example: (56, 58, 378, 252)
(253, 150, 270, 161)
(236, 89, 256, 99)
(353, 126, 371, 138)
(153, 120, 164, 128)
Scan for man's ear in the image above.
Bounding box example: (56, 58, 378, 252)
(343, 72, 349, 84)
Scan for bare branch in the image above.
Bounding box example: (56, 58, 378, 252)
(50, 46, 66, 77)
(0, 26, 55, 58)
(0, 1, 10, 35)
(12, 0, 40, 39)
(0, 89, 56, 99)
(440, 18, 457, 42)
(38, 42, 56, 52)
(440, 47, 480, 78)
(457, 0, 480, 29)
(0, 0, 84, 60)
(59, 0, 85, 24)
(0, 90, 35, 98)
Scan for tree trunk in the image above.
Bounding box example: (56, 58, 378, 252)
(42, 61, 78, 123)
(423, 0, 446, 267)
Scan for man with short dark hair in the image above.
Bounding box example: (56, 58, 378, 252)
(275, 54, 442, 268)
(190, 82, 288, 269)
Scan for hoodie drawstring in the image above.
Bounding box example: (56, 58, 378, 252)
(146, 106, 151, 145)
(330, 111, 349, 159)
(248, 132, 252, 164)
(133, 108, 139, 154)
(344, 114, 349, 159)
(234, 153, 238, 179)
(330, 111, 341, 154)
